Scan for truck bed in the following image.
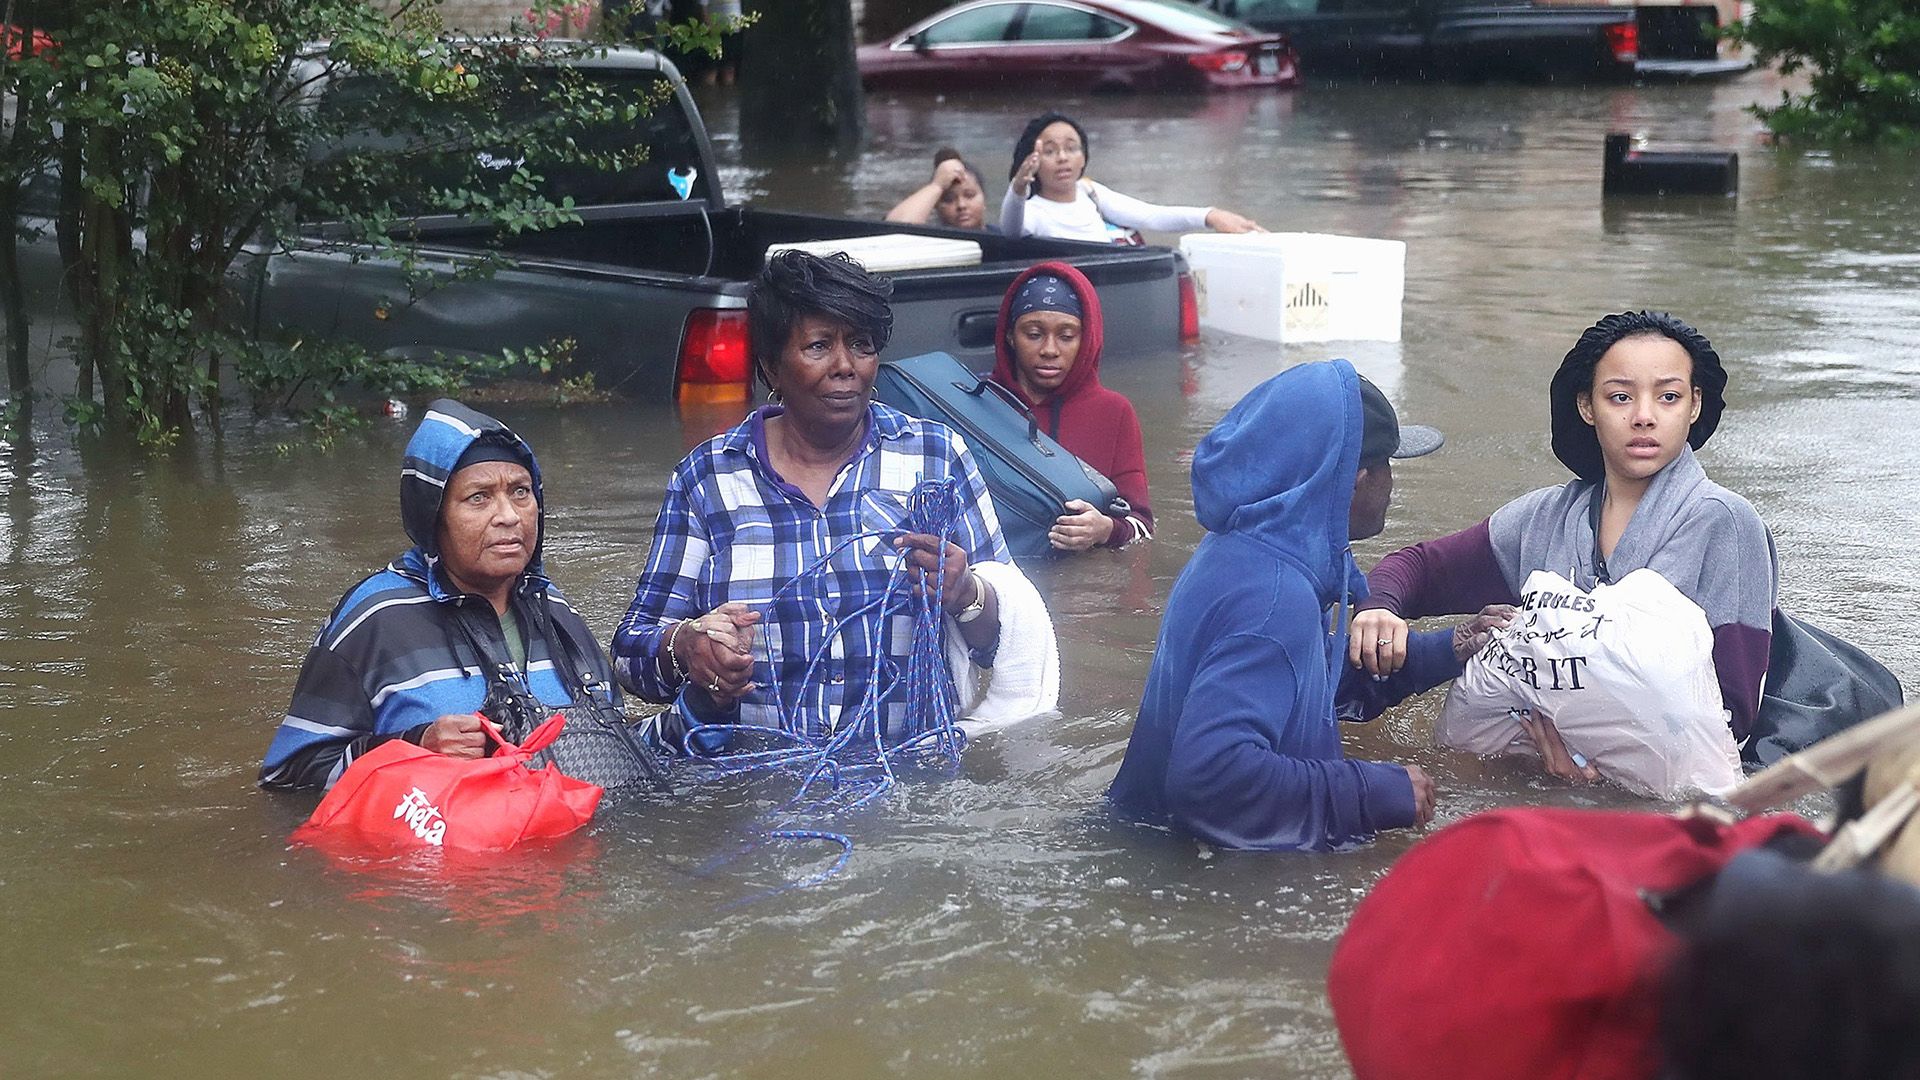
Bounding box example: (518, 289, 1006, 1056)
(244, 46, 1184, 402)
(367, 204, 1184, 384)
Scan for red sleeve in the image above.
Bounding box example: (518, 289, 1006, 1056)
(1713, 621, 1772, 742)
(1360, 519, 1517, 618)
(1102, 507, 1152, 548)
(1093, 393, 1152, 547)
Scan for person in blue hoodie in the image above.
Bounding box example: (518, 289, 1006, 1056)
(259, 400, 622, 791)
(1109, 360, 1501, 850)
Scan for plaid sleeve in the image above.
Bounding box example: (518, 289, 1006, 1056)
(939, 429, 1011, 669)
(612, 460, 712, 702)
(944, 429, 1012, 566)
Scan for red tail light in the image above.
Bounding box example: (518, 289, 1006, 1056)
(1604, 22, 1638, 63)
(676, 308, 751, 402)
(1178, 272, 1200, 343)
(1188, 50, 1248, 73)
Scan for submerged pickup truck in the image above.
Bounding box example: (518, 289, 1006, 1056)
(15, 47, 1189, 403)
(1201, 0, 1742, 82)
(254, 47, 1190, 402)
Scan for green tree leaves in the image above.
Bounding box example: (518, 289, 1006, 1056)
(1734, 0, 1920, 143)
(2, 0, 726, 440)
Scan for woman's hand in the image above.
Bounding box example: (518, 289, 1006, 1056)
(1011, 141, 1042, 198)
(1405, 764, 1438, 827)
(1515, 708, 1600, 784)
(1349, 608, 1410, 677)
(888, 161, 967, 225)
(1204, 208, 1266, 234)
(1452, 604, 1518, 664)
(681, 602, 760, 706)
(932, 156, 968, 191)
(1049, 500, 1114, 551)
(894, 532, 973, 615)
(422, 713, 489, 758)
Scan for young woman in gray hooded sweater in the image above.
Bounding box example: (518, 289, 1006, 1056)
(1349, 312, 1775, 780)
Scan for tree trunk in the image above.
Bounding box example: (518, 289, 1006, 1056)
(738, 0, 863, 156)
(149, 157, 196, 434)
(1, 86, 33, 409)
(0, 193, 28, 409)
(55, 124, 93, 406)
(78, 122, 130, 430)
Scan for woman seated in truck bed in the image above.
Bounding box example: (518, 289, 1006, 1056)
(1001, 111, 1264, 244)
(886, 149, 994, 232)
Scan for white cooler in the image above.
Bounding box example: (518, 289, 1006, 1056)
(1178, 232, 1405, 344)
(766, 234, 982, 273)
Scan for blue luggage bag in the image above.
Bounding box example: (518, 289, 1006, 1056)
(872, 351, 1124, 561)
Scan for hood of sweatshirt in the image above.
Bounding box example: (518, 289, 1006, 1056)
(1191, 359, 1361, 606)
(397, 398, 546, 600)
(991, 260, 1106, 408)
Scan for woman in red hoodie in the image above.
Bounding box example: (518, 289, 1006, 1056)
(990, 261, 1153, 551)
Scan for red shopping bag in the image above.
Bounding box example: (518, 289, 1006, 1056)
(293, 714, 602, 853)
(1328, 808, 1821, 1080)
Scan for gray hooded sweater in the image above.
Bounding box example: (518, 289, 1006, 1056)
(1360, 445, 1776, 738)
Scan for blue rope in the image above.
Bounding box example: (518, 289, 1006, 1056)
(685, 476, 972, 893)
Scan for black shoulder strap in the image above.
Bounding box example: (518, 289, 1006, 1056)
(528, 591, 612, 706)
(1587, 480, 1612, 585)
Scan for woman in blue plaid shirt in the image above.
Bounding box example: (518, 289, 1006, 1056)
(612, 251, 1013, 741)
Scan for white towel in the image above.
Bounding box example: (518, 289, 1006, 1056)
(945, 559, 1059, 736)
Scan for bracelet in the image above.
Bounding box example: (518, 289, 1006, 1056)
(953, 572, 988, 624)
(664, 618, 691, 684)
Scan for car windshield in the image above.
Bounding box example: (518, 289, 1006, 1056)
(1103, 0, 1252, 34)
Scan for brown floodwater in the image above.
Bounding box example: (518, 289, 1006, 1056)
(3, 74, 1918, 1078)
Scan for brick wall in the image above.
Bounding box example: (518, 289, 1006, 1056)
(409, 0, 599, 34)
(417, 1, 932, 45)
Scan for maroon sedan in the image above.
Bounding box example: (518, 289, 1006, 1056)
(859, 0, 1302, 92)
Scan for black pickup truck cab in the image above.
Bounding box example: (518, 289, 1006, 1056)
(1201, 0, 1734, 81)
(259, 47, 1188, 402)
(16, 47, 1190, 404)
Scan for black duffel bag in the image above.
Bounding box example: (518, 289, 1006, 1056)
(1747, 609, 1904, 766)
(873, 351, 1125, 561)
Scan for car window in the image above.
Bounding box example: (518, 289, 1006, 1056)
(1017, 3, 1130, 40)
(1232, 0, 1322, 16)
(1236, 0, 1407, 13)
(920, 4, 1021, 44)
(1104, 0, 1253, 33)
(304, 66, 709, 218)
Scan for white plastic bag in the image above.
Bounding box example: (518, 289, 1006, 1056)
(1435, 568, 1741, 798)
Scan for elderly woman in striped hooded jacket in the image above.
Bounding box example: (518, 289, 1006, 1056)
(259, 401, 622, 790)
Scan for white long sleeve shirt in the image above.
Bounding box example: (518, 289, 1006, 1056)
(1000, 180, 1212, 242)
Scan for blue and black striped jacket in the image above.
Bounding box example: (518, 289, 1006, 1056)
(258, 400, 617, 790)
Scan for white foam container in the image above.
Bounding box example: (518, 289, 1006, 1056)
(1177, 232, 1406, 343)
(766, 234, 983, 273)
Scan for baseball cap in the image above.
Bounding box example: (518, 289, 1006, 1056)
(1358, 376, 1444, 465)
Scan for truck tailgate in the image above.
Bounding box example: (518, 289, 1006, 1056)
(725, 210, 1184, 373)
(885, 248, 1183, 374)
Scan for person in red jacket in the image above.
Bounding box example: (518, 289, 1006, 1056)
(989, 261, 1153, 551)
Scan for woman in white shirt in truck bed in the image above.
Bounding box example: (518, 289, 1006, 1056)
(1000, 111, 1265, 243)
